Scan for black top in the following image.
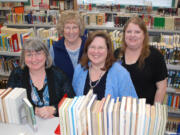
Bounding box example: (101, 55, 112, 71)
(7, 66, 75, 116)
(114, 46, 168, 105)
(84, 71, 108, 100)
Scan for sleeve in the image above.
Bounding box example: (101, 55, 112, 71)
(7, 67, 21, 88)
(72, 64, 80, 95)
(152, 49, 168, 82)
(118, 70, 138, 98)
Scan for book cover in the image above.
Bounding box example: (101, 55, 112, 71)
(23, 97, 37, 132)
(107, 98, 114, 135)
(103, 94, 111, 135)
(113, 97, 120, 135)
(11, 33, 20, 52)
(125, 97, 132, 135)
(120, 96, 126, 135)
(130, 98, 137, 135)
(87, 94, 97, 135)
(78, 89, 93, 135)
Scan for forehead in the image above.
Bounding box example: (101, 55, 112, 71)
(64, 21, 78, 26)
(126, 23, 142, 31)
(90, 36, 106, 46)
(24, 49, 42, 53)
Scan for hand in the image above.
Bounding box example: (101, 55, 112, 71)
(35, 106, 56, 119)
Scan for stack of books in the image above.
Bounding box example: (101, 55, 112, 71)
(0, 88, 37, 131)
(58, 90, 168, 135)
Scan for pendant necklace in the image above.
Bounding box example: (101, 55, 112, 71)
(89, 69, 103, 91)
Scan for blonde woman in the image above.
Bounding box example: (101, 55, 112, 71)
(50, 10, 86, 82)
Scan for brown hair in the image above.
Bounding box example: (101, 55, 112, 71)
(120, 16, 150, 69)
(56, 10, 85, 37)
(80, 31, 116, 70)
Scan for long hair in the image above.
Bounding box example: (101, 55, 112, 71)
(120, 16, 150, 69)
(80, 31, 116, 70)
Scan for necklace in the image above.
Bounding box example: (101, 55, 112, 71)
(89, 70, 103, 90)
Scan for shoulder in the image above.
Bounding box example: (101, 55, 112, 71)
(53, 37, 65, 48)
(74, 64, 85, 73)
(11, 66, 24, 75)
(109, 62, 129, 75)
(149, 46, 163, 58)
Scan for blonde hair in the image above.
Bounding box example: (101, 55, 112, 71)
(56, 10, 85, 37)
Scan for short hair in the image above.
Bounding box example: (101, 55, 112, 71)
(121, 16, 150, 68)
(80, 31, 116, 70)
(20, 38, 53, 69)
(56, 10, 85, 37)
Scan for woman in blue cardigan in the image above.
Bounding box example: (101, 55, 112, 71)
(50, 11, 86, 82)
(72, 31, 137, 100)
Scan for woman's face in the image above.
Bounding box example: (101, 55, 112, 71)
(88, 37, 108, 67)
(25, 50, 46, 71)
(125, 22, 144, 50)
(64, 22, 80, 43)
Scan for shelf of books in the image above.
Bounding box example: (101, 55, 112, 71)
(0, 52, 21, 57)
(86, 25, 180, 34)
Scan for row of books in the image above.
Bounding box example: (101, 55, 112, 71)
(58, 90, 167, 135)
(0, 88, 37, 131)
(6, 10, 59, 25)
(150, 42, 180, 65)
(81, 12, 180, 30)
(163, 93, 180, 111)
(0, 56, 19, 74)
(167, 69, 180, 89)
(166, 121, 180, 133)
(0, 26, 58, 52)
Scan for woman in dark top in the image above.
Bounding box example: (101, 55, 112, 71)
(7, 38, 75, 118)
(50, 10, 86, 82)
(114, 16, 168, 105)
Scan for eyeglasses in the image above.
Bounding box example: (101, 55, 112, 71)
(64, 26, 79, 32)
(25, 51, 45, 58)
(88, 46, 107, 51)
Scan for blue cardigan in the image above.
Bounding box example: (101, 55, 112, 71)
(50, 36, 86, 82)
(72, 62, 138, 100)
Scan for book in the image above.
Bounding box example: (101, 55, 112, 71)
(107, 98, 114, 135)
(23, 97, 37, 131)
(149, 105, 156, 135)
(130, 98, 137, 135)
(125, 97, 132, 135)
(78, 89, 93, 135)
(11, 33, 20, 52)
(120, 96, 126, 135)
(113, 97, 120, 135)
(0, 88, 12, 123)
(92, 100, 100, 135)
(97, 97, 106, 135)
(136, 98, 146, 135)
(103, 94, 111, 135)
(144, 104, 151, 135)
(68, 96, 77, 135)
(87, 94, 97, 135)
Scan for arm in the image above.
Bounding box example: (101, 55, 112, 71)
(154, 78, 167, 104)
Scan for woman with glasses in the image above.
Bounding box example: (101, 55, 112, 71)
(7, 38, 75, 119)
(72, 31, 137, 100)
(50, 10, 86, 82)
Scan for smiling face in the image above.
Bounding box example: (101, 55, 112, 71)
(125, 22, 145, 50)
(25, 50, 46, 71)
(87, 36, 108, 68)
(64, 22, 80, 43)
